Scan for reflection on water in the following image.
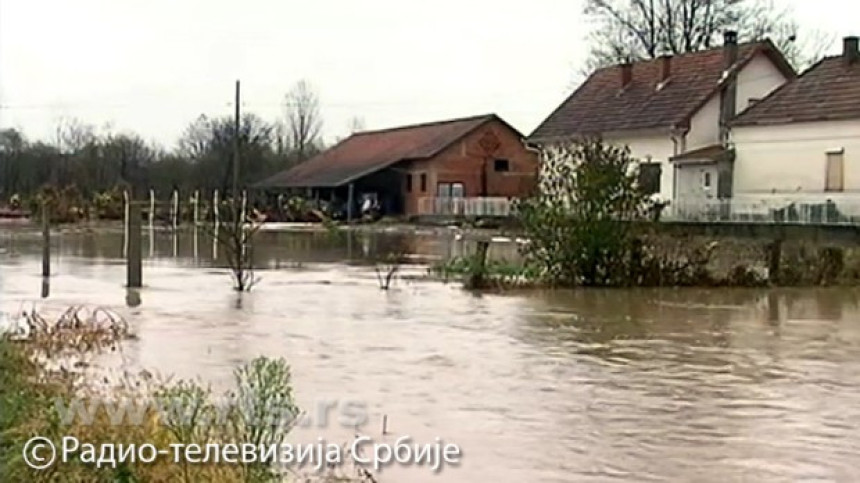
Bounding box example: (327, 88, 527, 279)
(1, 227, 860, 482)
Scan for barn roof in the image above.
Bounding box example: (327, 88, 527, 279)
(255, 114, 509, 188)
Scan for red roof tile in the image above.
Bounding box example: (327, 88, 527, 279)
(731, 55, 860, 126)
(256, 114, 507, 188)
(528, 41, 794, 142)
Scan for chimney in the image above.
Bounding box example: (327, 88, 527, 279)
(723, 30, 739, 69)
(844, 36, 859, 65)
(720, 30, 739, 145)
(659, 55, 672, 82)
(620, 60, 633, 88)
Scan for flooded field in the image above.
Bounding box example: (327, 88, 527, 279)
(2, 226, 860, 482)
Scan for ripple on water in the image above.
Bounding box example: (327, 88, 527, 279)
(4, 231, 860, 482)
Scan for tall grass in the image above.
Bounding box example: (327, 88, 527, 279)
(0, 307, 375, 482)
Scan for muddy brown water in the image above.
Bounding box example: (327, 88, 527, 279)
(2, 226, 860, 482)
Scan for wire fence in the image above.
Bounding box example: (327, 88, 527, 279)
(663, 197, 860, 225)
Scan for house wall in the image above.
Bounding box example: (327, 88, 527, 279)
(537, 54, 790, 204)
(735, 53, 788, 113)
(687, 96, 721, 151)
(686, 53, 789, 152)
(602, 133, 676, 201)
(399, 119, 538, 216)
(732, 119, 860, 203)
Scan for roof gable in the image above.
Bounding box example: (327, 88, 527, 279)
(528, 41, 794, 142)
(732, 55, 860, 126)
(255, 114, 513, 188)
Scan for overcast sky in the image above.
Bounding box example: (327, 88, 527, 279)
(0, 0, 857, 148)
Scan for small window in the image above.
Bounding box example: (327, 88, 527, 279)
(405, 174, 412, 192)
(826, 151, 844, 192)
(703, 171, 712, 189)
(420, 173, 427, 192)
(638, 162, 661, 195)
(494, 159, 510, 172)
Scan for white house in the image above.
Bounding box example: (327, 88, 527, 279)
(527, 31, 795, 208)
(729, 36, 860, 222)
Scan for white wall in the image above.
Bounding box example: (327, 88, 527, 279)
(732, 119, 860, 195)
(686, 52, 789, 152)
(687, 96, 721, 151)
(735, 53, 788, 113)
(603, 133, 675, 200)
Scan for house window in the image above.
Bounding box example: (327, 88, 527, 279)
(638, 162, 661, 195)
(703, 171, 712, 189)
(437, 182, 465, 198)
(406, 174, 413, 192)
(451, 182, 464, 197)
(494, 159, 510, 172)
(438, 183, 450, 197)
(826, 151, 844, 192)
(420, 173, 427, 192)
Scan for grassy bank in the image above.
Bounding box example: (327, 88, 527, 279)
(0, 308, 374, 482)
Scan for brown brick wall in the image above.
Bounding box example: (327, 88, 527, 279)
(400, 119, 538, 215)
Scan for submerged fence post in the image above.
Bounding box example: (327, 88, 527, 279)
(148, 189, 155, 231)
(148, 189, 155, 257)
(127, 201, 142, 288)
(193, 190, 200, 226)
(240, 190, 248, 259)
(41, 201, 50, 277)
(123, 190, 130, 258)
(213, 190, 220, 259)
(171, 189, 179, 230)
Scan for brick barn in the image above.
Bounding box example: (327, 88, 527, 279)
(255, 114, 538, 218)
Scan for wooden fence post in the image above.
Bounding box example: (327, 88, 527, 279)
(127, 201, 142, 288)
(123, 190, 130, 258)
(171, 189, 179, 230)
(193, 190, 200, 226)
(41, 201, 50, 278)
(148, 189, 155, 231)
(212, 190, 220, 259)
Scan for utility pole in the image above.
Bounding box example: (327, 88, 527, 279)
(233, 80, 241, 200)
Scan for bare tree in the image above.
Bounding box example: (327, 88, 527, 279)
(284, 80, 323, 163)
(578, 0, 832, 81)
(54, 117, 96, 155)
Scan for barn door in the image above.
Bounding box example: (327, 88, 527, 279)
(826, 152, 844, 192)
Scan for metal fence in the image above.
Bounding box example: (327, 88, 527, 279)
(418, 197, 515, 217)
(663, 197, 860, 225)
(417, 195, 860, 226)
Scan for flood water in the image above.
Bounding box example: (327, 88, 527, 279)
(2, 225, 860, 482)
